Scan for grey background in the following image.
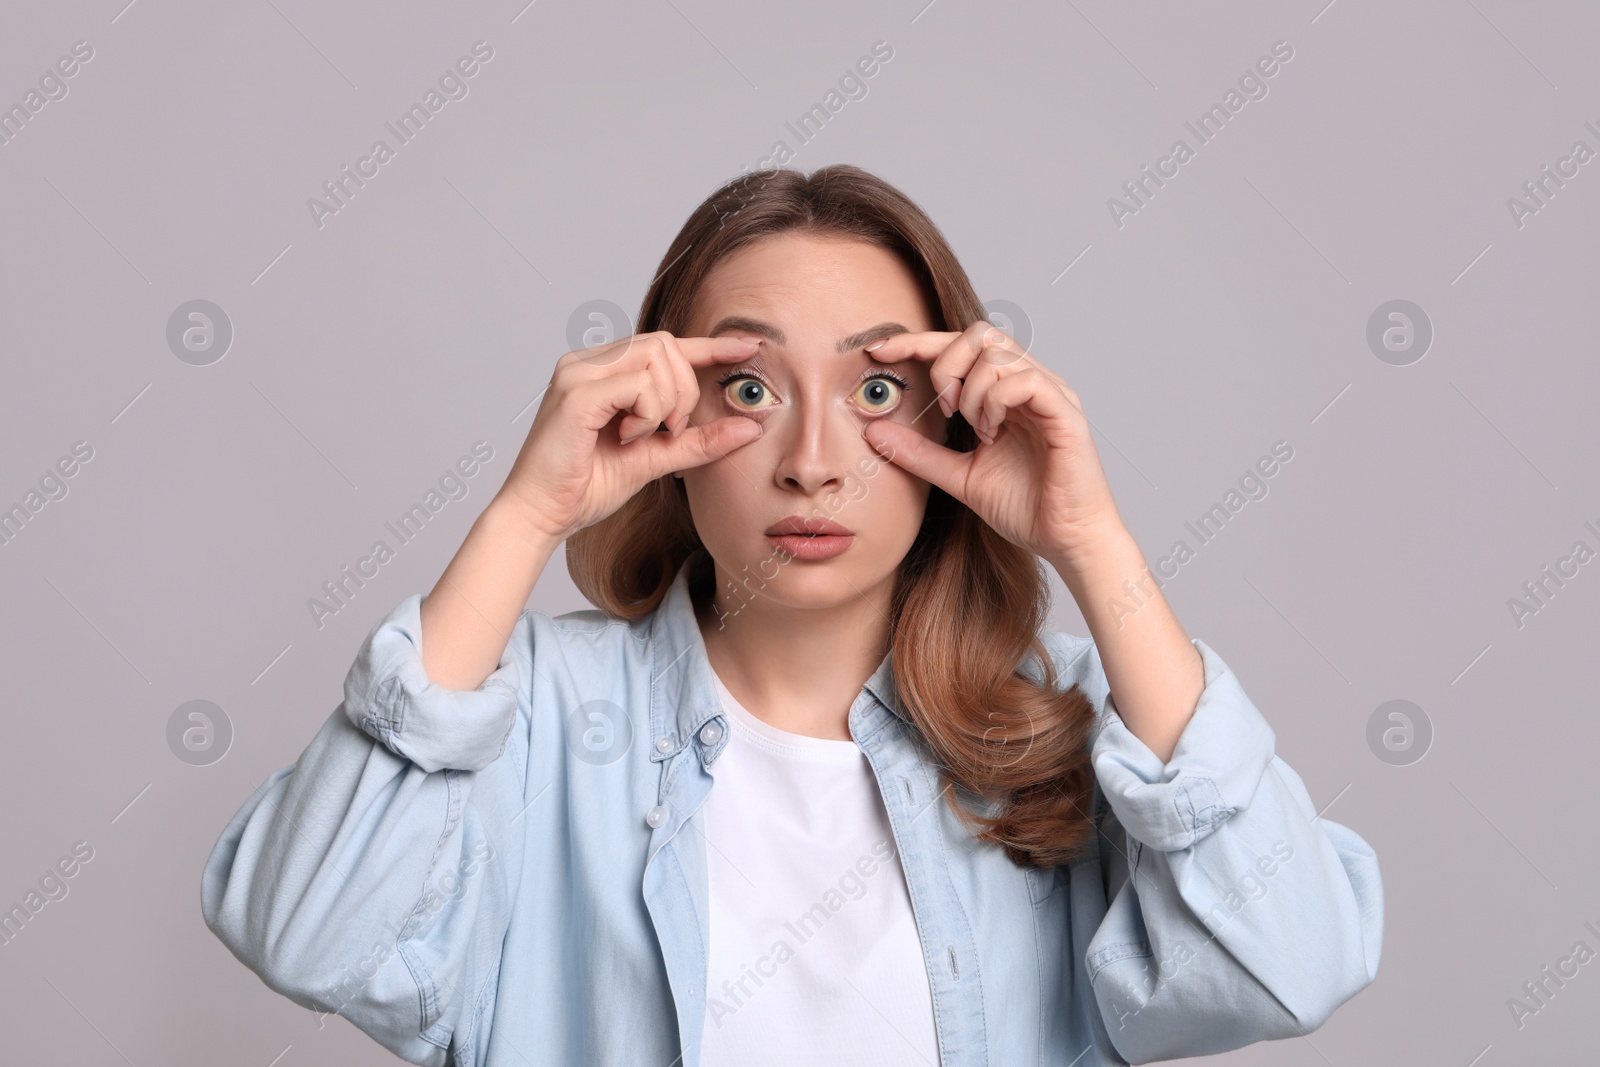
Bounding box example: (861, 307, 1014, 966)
(1, 0, 1596, 1063)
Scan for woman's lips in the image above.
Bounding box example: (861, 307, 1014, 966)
(765, 532, 854, 561)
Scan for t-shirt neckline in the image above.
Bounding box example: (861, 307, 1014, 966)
(709, 669, 863, 764)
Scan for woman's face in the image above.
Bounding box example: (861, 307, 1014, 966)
(679, 232, 949, 619)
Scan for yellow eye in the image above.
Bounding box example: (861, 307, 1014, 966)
(724, 376, 777, 410)
(852, 376, 903, 412)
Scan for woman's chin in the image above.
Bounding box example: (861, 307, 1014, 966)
(712, 560, 893, 618)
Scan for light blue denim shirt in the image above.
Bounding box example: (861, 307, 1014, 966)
(201, 561, 1383, 1066)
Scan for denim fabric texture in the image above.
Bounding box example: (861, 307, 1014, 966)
(201, 561, 1383, 1066)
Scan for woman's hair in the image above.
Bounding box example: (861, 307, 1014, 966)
(567, 164, 1099, 869)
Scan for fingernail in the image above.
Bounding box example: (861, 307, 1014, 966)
(938, 395, 953, 418)
(864, 339, 886, 351)
(977, 414, 990, 438)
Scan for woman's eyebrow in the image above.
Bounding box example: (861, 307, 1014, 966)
(705, 316, 910, 353)
(840, 322, 911, 352)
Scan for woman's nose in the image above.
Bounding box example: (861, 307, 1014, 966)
(771, 402, 853, 495)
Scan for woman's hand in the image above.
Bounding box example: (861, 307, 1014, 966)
(498, 331, 765, 542)
(859, 320, 1126, 570)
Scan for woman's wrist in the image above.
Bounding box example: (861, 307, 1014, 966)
(487, 489, 571, 557)
(419, 496, 561, 690)
(1042, 516, 1139, 589)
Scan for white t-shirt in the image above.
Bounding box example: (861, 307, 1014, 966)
(697, 671, 940, 1065)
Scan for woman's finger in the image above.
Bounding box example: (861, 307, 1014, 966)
(977, 367, 1076, 445)
(947, 329, 1036, 438)
(866, 321, 1031, 416)
(642, 414, 763, 476)
(865, 327, 972, 415)
(860, 419, 973, 503)
(578, 330, 756, 372)
(570, 368, 665, 439)
(638, 351, 679, 438)
(676, 332, 765, 369)
(657, 334, 710, 435)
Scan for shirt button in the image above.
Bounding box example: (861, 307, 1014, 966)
(646, 805, 668, 828)
(655, 736, 674, 754)
(699, 721, 723, 746)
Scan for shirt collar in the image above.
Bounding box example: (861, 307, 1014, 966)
(644, 558, 911, 762)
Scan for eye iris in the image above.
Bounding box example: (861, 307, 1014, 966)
(859, 379, 898, 408)
(736, 380, 765, 406)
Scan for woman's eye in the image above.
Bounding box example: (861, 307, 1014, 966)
(852, 377, 903, 412)
(724, 377, 777, 409)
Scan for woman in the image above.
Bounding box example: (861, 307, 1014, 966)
(202, 164, 1382, 1066)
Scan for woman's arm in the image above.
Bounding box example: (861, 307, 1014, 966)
(421, 331, 764, 691)
(419, 496, 560, 690)
(201, 596, 535, 1066)
(1055, 632, 1384, 1063)
(201, 331, 763, 1063)
(1045, 525, 1201, 765)
(861, 322, 1382, 1057)
(860, 322, 1204, 762)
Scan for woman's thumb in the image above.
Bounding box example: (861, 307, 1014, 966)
(862, 420, 969, 499)
(650, 415, 762, 476)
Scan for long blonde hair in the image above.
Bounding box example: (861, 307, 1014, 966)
(567, 165, 1098, 868)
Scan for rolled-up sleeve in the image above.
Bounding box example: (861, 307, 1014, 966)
(1051, 633, 1384, 1064)
(343, 592, 524, 773)
(201, 593, 533, 1066)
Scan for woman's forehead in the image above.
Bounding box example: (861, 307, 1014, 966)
(688, 236, 934, 333)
